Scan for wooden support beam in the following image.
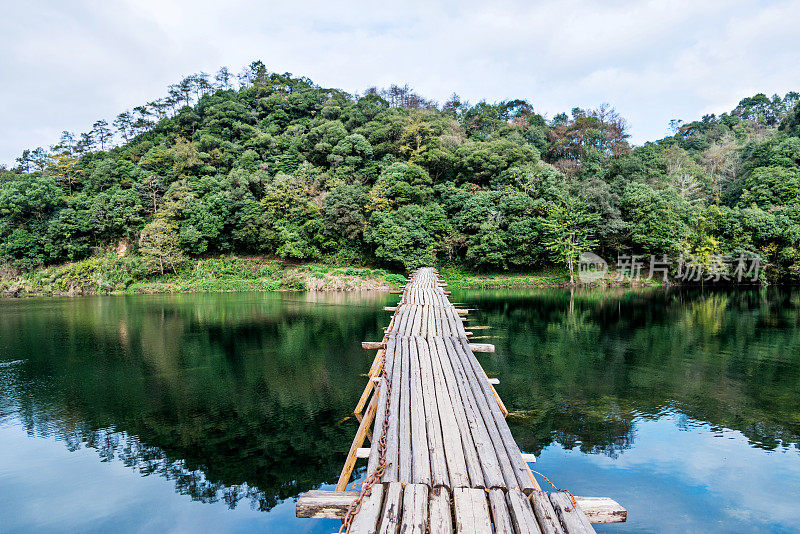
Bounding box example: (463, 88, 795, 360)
(487, 378, 499, 385)
(361, 341, 387, 350)
(354, 351, 384, 415)
(388, 290, 403, 294)
(454, 309, 469, 315)
(295, 491, 626, 523)
(336, 385, 379, 491)
(469, 343, 495, 353)
(574, 496, 627, 524)
(383, 306, 398, 312)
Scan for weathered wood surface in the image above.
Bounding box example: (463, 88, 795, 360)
(573, 496, 627, 524)
(296, 488, 627, 524)
(300, 268, 623, 533)
(350, 484, 385, 534)
(453, 487, 492, 533)
(550, 492, 597, 534)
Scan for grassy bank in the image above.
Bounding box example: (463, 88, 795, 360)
(439, 267, 659, 289)
(0, 254, 407, 297)
(1, 255, 663, 298)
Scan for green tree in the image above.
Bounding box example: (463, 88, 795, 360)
(541, 195, 600, 284)
(139, 219, 185, 275)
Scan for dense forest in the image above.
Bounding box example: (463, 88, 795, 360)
(1, 61, 799, 282)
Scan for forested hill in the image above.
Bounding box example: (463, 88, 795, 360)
(2, 61, 799, 282)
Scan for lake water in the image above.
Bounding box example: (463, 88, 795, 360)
(1, 289, 799, 533)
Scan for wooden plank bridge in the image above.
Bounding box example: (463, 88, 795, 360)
(297, 268, 626, 533)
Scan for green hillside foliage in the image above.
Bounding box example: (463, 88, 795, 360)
(2, 61, 799, 281)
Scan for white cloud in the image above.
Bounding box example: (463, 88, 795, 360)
(1, 0, 798, 164)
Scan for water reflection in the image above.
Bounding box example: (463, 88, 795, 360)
(459, 288, 800, 458)
(0, 292, 392, 514)
(1, 288, 800, 532)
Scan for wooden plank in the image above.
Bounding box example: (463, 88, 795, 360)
(337, 382, 380, 490)
(469, 343, 495, 353)
(368, 337, 397, 477)
(378, 482, 404, 534)
(507, 489, 543, 534)
(383, 334, 403, 482)
(355, 352, 383, 415)
(521, 453, 536, 463)
(398, 337, 412, 482)
(296, 490, 360, 518)
(427, 337, 470, 488)
(573, 496, 627, 524)
(456, 337, 534, 493)
(399, 484, 428, 534)
(549, 493, 596, 534)
(529, 490, 565, 534)
(487, 488, 514, 534)
(363, 341, 387, 350)
(453, 487, 492, 534)
(409, 336, 431, 485)
(296, 491, 623, 524)
(433, 337, 485, 488)
(416, 336, 449, 488)
(383, 306, 398, 311)
(448, 338, 518, 490)
(428, 487, 453, 534)
(357, 447, 370, 458)
(444, 338, 505, 489)
(349, 484, 386, 534)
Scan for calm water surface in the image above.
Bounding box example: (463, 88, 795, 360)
(1, 289, 799, 533)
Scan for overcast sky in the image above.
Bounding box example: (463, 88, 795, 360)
(1, 0, 799, 166)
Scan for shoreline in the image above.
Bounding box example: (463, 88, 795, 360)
(1, 255, 659, 298)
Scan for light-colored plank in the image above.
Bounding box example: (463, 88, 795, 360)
(453, 487, 492, 534)
(488, 488, 514, 534)
(507, 489, 543, 534)
(549, 492, 596, 534)
(399, 484, 428, 534)
(349, 484, 386, 534)
(427, 337, 470, 488)
(383, 334, 403, 482)
(448, 338, 518, 490)
(367, 337, 396, 477)
(363, 341, 388, 350)
(398, 337, 412, 481)
(432, 336, 485, 488)
(573, 496, 627, 524)
(409, 336, 431, 485)
(428, 486, 453, 534)
(296, 490, 360, 518)
(469, 343, 495, 353)
(416, 336, 449, 488)
(456, 337, 535, 493)
(378, 482, 404, 534)
(529, 490, 565, 534)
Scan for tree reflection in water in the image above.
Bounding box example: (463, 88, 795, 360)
(1, 287, 799, 513)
